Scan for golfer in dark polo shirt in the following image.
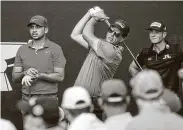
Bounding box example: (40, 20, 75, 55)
(12, 15, 66, 101)
(129, 21, 183, 94)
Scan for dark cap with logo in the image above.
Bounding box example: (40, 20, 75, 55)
(146, 21, 166, 32)
(110, 19, 130, 38)
(27, 15, 48, 27)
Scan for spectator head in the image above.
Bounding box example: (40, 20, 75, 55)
(61, 86, 92, 122)
(17, 96, 60, 129)
(129, 69, 182, 112)
(130, 69, 164, 101)
(99, 79, 129, 117)
(146, 21, 167, 44)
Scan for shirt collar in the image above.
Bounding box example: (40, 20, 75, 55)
(28, 37, 50, 48)
(148, 42, 169, 53)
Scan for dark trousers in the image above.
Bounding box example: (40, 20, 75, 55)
(22, 93, 58, 102)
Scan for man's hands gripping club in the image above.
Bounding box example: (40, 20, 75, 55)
(89, 6, 109, 22)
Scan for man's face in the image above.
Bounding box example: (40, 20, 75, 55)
(106, 27, 123, 45)
(149, 30, 166, 44)
(29, 24, 47, 40)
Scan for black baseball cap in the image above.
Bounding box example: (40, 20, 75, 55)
(146, 21, 166, 32)
(110, 19, 130, 38)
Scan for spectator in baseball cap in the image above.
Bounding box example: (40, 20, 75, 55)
(126, 69, 183, 130)
(61, 86, 106, 130)
(146, 21, 166, 32)
(17, 96, 64, 130)
(130, 69, 181, 112)
(98, 79, 133, 130)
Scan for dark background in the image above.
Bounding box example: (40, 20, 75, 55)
(1, 1, 183, 130)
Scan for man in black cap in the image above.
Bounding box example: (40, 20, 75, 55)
(70, 6, 130, 119)
(129, 21, 183, 96)
(12, 15, 66, 102)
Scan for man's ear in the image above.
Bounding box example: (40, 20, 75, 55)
(163, 31, 167, 38)
(45, 27, 49, 34)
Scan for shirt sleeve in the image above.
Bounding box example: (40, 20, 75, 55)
(14, 46, 23, 67)
(96, 39, 121, 62)
(52, 45, 66, 68)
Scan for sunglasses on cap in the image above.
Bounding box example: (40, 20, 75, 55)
(108, 27, 122, 37)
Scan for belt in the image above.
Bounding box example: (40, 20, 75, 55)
(22, 93, 57, 97)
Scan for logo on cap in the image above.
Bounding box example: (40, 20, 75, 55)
(147, 21, 166, 32)
(116, 21, 125, 29)
(151, 22, 162, 28)
(31, 18, 37, 22)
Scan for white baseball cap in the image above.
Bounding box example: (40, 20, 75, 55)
(61, 86, 92, 109)
(130, 69, 164, 100)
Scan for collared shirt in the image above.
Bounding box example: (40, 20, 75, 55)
(126, 105, 183, 130)
(14, 38, 66, 94)
(68, 113, 106, 130)
(105, 112, 133, 130)
(136, 43, 183, 93)
(74, 39, 123, 97)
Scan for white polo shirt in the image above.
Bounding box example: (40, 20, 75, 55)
(105, 112, 133, 130)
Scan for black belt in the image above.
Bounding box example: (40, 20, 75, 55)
(22, 93, 57, 97)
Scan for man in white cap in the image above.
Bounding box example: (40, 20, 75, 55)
(126, 69, 183, 130)
(98, 79, 133, 130)
(61, 86, 106, 130)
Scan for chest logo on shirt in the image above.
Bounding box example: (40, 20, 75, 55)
(163, 54, 171, 59)
(148, 57, 152, 61)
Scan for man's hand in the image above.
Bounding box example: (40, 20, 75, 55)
(24, 68, 38, 78)
(93, 11, 109, 22)
(178, 68, 183, 79)
(22, 75, 33, 86)
(89, 6, 104, 17)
